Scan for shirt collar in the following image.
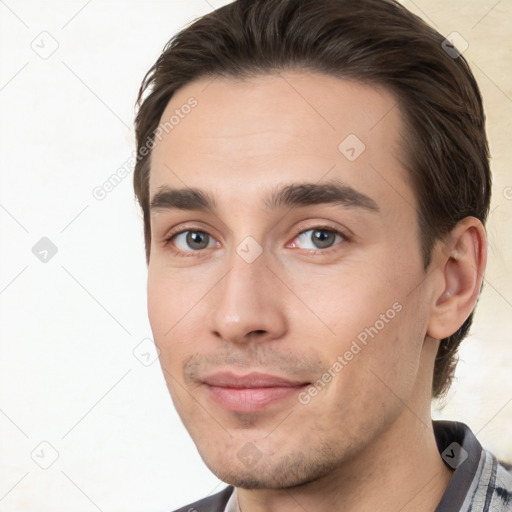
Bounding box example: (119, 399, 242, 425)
(433, 420, 483, 511)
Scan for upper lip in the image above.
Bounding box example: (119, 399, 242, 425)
(202, 372, 309, 388)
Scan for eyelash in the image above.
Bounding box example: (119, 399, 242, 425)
(163, 225, 349, 258)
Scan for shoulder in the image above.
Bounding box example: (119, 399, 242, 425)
(493, 456, 512, 507)
(171, 486, 235, 512)
(462, 449, 512, 511)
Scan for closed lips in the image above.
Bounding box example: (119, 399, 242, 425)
(202, 372, 310, 388)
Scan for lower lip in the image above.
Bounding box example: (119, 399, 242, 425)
(204, 384, 308, 412)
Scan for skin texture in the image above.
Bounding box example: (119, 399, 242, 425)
(147, 72, 486, 512)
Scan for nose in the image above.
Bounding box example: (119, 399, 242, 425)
(205, 248, 288, 345)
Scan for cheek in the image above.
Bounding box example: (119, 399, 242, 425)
(341, 294, 427, 405)
(147, 268, 196, 370)
(279, 256, 403, 341)
(147, 264, 207, 335)
(287, 257, 425, 400)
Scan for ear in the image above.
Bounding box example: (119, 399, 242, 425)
(426, 217, 487, 340)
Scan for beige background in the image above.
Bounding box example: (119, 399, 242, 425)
(0, 1, 510, 511)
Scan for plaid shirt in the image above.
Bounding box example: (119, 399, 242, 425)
(433, 421, 512, 511)
(173, 420, 512, 512)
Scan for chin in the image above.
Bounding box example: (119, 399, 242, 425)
(200, 446, 342, 490)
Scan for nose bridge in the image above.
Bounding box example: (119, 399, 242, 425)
(221, 243, 267, 313)
(221, 229, 268, 292)
(207, 242, 287, 343)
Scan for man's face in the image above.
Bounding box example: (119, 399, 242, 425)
(147, 73, 436, 488)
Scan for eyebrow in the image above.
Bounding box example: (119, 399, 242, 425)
(149, 181, 380, 214)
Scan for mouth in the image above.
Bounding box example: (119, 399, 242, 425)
(201, 372, 311, 413)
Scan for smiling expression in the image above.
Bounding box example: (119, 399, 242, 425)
(146, 72, 439, 488)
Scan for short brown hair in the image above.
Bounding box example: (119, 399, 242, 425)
(133, 0, 491, 399)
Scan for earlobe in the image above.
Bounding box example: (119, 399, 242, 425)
(427, 217, 487, 340)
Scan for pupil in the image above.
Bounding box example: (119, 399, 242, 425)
(312, 230, 334, 248)
(187, 231, 209, 249)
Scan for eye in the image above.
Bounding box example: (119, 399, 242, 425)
(169, 230, 218, 252)
(290, 227, 346, 251)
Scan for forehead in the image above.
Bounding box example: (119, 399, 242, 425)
(149, 72, 413, 213)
